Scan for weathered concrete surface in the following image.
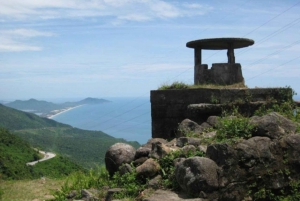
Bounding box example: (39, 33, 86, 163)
(195, 63, 244, 85)
(151, 88, 292, 139)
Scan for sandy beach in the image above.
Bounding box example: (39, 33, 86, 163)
(47, 105, 84, 119)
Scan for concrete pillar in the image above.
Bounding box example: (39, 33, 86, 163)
(194, 48, 202, 66)
(227, 43, 235, 64)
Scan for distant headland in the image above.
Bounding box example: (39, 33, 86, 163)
(5, 97, 111, 118)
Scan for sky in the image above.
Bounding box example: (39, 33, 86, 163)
(1, 0, 300, 101)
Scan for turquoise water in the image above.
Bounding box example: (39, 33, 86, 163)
(52, 97, 151, 144)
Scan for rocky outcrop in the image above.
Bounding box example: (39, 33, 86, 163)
(250, 112, 297, 139)
(175, 157, 219, 199)
(105, 143, 136, 177)
(102, 112, 300, 201)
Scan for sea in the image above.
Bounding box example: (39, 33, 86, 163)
(52, 97, 151, 145)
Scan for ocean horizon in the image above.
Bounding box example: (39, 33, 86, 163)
(52, 97, 151, 144)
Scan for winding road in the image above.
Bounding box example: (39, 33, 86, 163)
(26, 151, 56, 166)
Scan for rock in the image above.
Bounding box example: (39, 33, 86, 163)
(105, 143, 136, 177)
(250, 112, 297, 139)
(203, 131, 216, 138)
(280, 134, 300, 165)
(174, 158, 186, 166)
(148, 175, 162, 189)
(67, 190, 77, 199)
(206, 116, 219, 127)
(143, 189, 206, 201)
(175, 156, 219, 197)
(133, 157, 149, 166)
(135, 147, 151, 159)
(81, 189, 99, 201)
(119, 163, 133, 175)
(200, 122, 212, 129)
(150, 141, 171, 159)
(198, 145, 207, 153)
(165, 138, 177, 147)
(236, 137, 274, 169)
(105, 188, 124, 201)
(144, 138, 168, 148)
(176, 137, 201, 147)
(181, 145, 197, 155)
(177, 119, 204, 137)
(206, 143, 237, 167)
(136, 158, 161, 178)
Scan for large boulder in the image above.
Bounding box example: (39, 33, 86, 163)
(177, 119, 205, 137)
(250, 112, 297, 139)
(175, 156, 219, 198)
(105, 143, 136, 177)
(136, 158, 161, 178)
(236, 137, 274, 169)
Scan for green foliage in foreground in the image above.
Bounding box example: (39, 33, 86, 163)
(33, 155, 86, 179)
(214, 109, 255, 143)
(54, 149, 206, 200)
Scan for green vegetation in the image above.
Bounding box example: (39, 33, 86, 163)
(0, 128, 40, 180)
(0, 178, 64, 201)
(214, 109, 255, 142)
(158, 81, 189, 90)
(0, 128, 83, 180)
(13, 127, 139, 168)
(0, 104, 140, 169)
(0, 104, 68, 130)
(158, 81, 247, 90)
(54, 148, 206, 200)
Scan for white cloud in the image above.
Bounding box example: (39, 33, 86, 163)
(0, 43, 41, 52)
(0, 29, 54, 38)
(0, 0, 210, 22)
(118, 14, 151, 22)
(0, 29, 54, 52)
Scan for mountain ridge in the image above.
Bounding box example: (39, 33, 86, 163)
(5, 97, 111, 117)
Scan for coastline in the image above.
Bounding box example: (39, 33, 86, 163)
(47, 105, 84, 119)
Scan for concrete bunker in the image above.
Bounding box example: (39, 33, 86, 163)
(150, 37, 292, 139)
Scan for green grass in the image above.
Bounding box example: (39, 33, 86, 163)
(158, 81, 247, 90)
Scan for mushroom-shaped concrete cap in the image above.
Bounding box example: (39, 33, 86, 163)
(186, 37, 254, 50)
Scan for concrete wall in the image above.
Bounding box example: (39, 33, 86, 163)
(194, 63, 244, 85)
(151, 88, 292, 139)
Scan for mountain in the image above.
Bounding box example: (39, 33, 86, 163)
(77, 97, 111, 104)
(0, 104, 68, 130)
(5, 97, 111, 117)
(0, 104, 140, 168)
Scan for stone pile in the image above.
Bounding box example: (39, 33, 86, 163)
(104, 112, 300, 201)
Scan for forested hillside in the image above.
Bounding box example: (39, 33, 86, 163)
(0, 104, 68, 130)
(0, 104, 140, 168)
(0, 128, 83, 179)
